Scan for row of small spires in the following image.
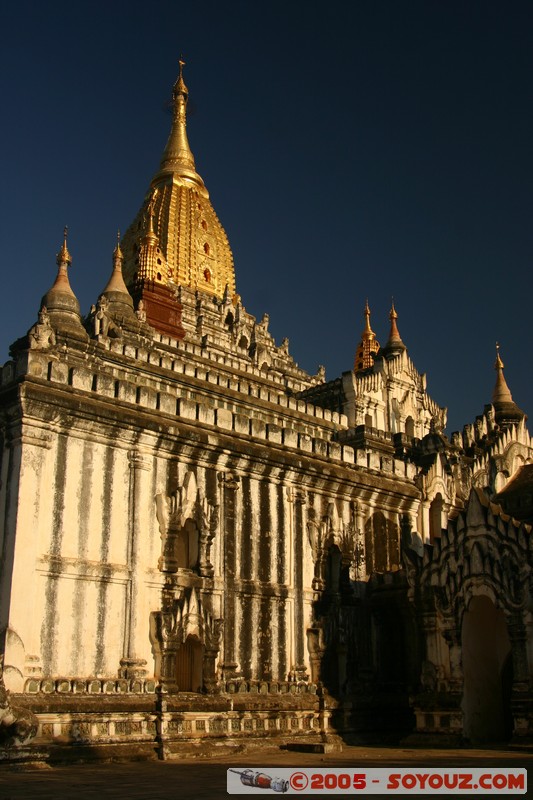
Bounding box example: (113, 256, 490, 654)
(57, 226, 126, 291)
(56, 225, 123, 278)
(355, 300, 524, 426)
(48, 228, 523, 425)
(354, 299, 405, 372)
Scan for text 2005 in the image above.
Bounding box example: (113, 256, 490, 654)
(310, 773, 366, 790)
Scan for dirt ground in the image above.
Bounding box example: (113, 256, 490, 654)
(0, 744, 530, 800)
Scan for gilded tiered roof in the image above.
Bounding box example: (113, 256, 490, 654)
(122, 61, 236, 299)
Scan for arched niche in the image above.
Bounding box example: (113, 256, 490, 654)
(429, 493, 444, 542)
(176, 518, 199, 570)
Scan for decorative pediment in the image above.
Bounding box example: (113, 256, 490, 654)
(155, 470, 218, 576)
(307, 502, 354, 561)
(152, 587, 222, 651)
(156, 470, 198, 532)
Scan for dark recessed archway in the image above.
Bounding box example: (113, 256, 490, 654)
(461, 595, 513, 743)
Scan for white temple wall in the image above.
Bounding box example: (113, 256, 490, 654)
(1, 432, 39, 689)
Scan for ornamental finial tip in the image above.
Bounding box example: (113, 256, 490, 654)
(495, 342, 504, 370)
(57, 225, 72, 268)
(175, 56, 187, 95)
(114, 229, 123, 263)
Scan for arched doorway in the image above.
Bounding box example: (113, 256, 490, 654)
(461, 595, 513, 742)
(176, 636, 204, 692)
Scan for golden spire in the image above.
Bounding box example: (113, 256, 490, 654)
(121, 65, 236, 300)
(363, 299, 371, 331)
(354, 299, 380, 372)
(156, 58, 205, 189)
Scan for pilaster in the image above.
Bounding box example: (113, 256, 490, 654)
(218, 472, 241, 680)
(120, 448, 151, 679)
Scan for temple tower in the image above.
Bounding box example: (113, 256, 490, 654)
(121, 61, 235, 336)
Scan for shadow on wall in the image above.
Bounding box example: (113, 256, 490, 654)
(311, 540, 419, 744)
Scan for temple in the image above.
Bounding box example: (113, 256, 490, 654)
(0, 65, 532, 760)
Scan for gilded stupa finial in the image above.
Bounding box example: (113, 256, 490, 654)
(494, 341, 504, 371)
(363, 298, 372, 332)
(56, 226, 72, 269)
(176, 56, 187, 95)
(113, 229, 123, 262)
(155, 58, 202, 185)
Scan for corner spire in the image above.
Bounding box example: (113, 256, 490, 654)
(155, 58, 205, 190)
(492, 342, 510, 402)
(102, 230, 131, 296)
(382, 299, 406, 356)
(40, 228, 87, 341)
(135, 189, 169, 284)
(491, 343, 525, 426)
(49, 226, 75, 296)
(354, 299, 380, 372)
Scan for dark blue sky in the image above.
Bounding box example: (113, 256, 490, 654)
(1, 0, 532, 434)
